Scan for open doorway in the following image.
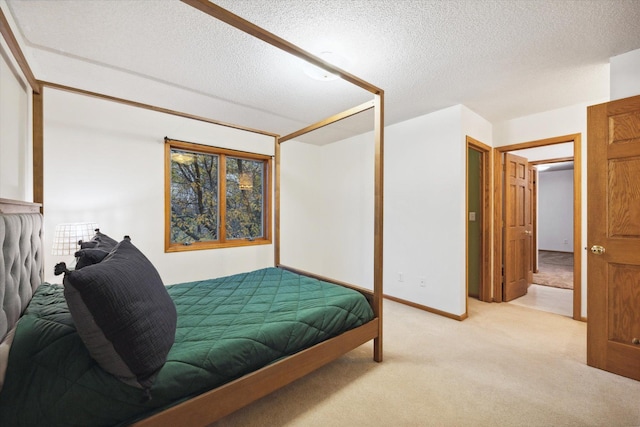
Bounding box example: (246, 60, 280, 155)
(466, 136, 492, 307)
(493, 134, 582, 320)
(513, 159, 574, 317)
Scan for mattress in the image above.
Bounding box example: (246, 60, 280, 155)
(0, 267, 374, 426)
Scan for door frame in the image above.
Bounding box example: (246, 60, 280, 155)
(493, 134, 582, 320)
(466, 136, 492, 306)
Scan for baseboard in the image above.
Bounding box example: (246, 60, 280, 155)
(383, 294, 467, 321)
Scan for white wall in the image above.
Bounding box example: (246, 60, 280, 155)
(318, 134, 374, 288)
(462, 105, 493, 145)
(43, 88, 275, 285)
(538, 169, 573, 252)
(282, 104, 491, 317)
(280, 127, 374, 289)
(0, 25, 32, 201)
(610, 48, 640, 101)
(513, 142, 573, 162)
(279, 141, 326, 275)
(384, 105, 476, 316)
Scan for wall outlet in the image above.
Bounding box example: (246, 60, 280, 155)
(564, 239, 568, 244)
(399, 272, 404, 282)
(419, 277, 426, 287)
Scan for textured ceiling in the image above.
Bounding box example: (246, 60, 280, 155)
(4, 0, 640, 144)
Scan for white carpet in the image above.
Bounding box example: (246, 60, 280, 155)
(213, 299, 640, 426)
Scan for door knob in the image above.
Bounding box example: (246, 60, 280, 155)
(590, 245, 605, 255)
(632, 338, 640, 345)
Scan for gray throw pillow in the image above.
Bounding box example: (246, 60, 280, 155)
(63, 237, 177, 391)
(74, 229, 119, 270)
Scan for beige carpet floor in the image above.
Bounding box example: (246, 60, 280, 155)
(213, 299, 640, 427)
(533, 250, 574, 290)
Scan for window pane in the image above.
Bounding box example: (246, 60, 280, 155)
(170, 149, 219, 244)
(226, 157, 264, 240)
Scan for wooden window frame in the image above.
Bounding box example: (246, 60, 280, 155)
(165, 138, 272, 252)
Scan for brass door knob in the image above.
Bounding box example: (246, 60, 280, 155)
(590, 245, 605, 255)
(632, 338, 640, 345)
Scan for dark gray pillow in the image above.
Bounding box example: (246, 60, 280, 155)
(74, 229, 119, 270)
(73, 248, 110, 270)
(79, 229, 118, 251)
(63, 238, 177, 391)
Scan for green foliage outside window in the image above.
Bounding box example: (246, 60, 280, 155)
(226, 157, 264, 240)
(167, 140, 270, 251)
(170, 149, 219, 244)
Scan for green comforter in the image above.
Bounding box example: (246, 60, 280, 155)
(0, 267, 374, 426)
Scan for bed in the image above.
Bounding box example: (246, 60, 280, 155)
(0, 1, 384, 425)
(0, 199, 380, 426)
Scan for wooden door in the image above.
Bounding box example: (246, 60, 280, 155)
(528, 163, 536, 282)
(587, 94, 640, 381)
(503, 153, 533, 301)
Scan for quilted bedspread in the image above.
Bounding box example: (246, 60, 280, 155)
(0, 267, 374, 426)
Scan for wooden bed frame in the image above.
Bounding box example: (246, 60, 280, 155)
(1, 1, 384, 425)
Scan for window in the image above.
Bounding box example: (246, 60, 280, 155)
(165, 139, 271, 251)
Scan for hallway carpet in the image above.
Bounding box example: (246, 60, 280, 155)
(533, 250, 573, 289)
(213, 299, 640, 426)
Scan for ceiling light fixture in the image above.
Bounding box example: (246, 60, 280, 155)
(303, 51, 348, 81)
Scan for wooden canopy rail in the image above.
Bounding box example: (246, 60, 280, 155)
(278, 100, 375, 143)
(0, 9, 40, 93)
(181, 0, 383, 95)
(2, 0, 384, 424)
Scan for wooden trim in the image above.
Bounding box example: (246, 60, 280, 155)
(0, 8, 40, 93)
(132, 318, 380, 426)
(32, 91, 44, 211)
(572, 134, 582, 321)
(492, 149, 503, 302)
(164, 139, 272, 252)
(532, 166, 538, 273)
(218, 154, 227, 243)
(529, 156, 573, 165)
(384, 294, 468, 321)
(279, 100, 375, 143)
(274, 138, 281, 266)
(496, 134, 577, 152)
(465, 145, 469, 309)
(466, 136, 492, 304)
(0, 198, 42, 214)
(39, 81, 279, 138)
(373, 92, 384, 362)
(181, 0, 382, 95)
(493, 133, 582, 320)
(263, 155, 273, 255)
(164, 142, 172, 252)
(467, 136, 492, 152)
(167, 137, 273, 160)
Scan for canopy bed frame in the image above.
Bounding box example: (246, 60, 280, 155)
(0, 1, 383, 425)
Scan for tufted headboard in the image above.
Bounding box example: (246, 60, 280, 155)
(0, 199, 43, 342)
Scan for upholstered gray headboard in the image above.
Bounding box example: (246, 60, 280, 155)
(0, 199, 43, 342)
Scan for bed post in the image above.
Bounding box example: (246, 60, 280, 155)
(373, 92, 384, 363)
(274, 136, 281, 267)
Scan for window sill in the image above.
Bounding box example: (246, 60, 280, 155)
(165, 238, 272, 253)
